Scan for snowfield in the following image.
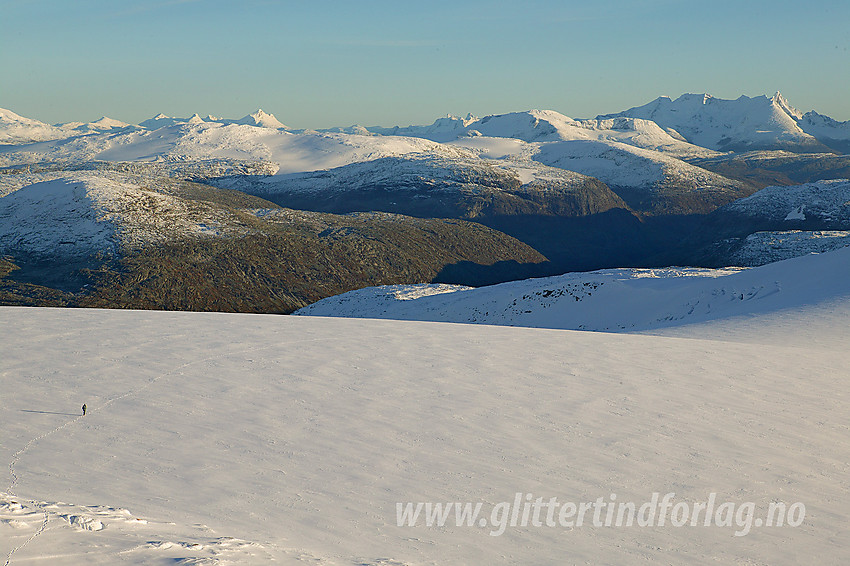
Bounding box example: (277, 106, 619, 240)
(2, 299, 849, 564)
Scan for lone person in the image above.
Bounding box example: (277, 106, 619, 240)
(82, 404, 87, 416)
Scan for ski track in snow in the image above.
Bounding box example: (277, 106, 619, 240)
(2, 336, 324, 566)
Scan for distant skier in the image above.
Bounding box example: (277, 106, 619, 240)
(82, 404, 87, 416)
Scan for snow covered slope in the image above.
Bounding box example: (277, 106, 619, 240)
(690, 179, 850, 266)
(532, 138, 743, 212)
(252, 134, 733, 214)
(57, 117, 136, 134)
(0, 176, 121, 259)
(295, 246, 850, 332)
(0, 109, 66, 144)
(599, 92, 846, 153)
(797, 110, 850, 153)
(0, 118, 469, 177)
(2, 303, 848, 564)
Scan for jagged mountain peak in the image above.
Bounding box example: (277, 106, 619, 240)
(770, 91, 803, 120)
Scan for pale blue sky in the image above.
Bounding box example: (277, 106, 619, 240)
(2, 0, 848, 128)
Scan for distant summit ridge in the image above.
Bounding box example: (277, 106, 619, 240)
(135, 109, 288, 130)
(1, 92, 848, 152)
(598, 91, 850, 153)
(233, 109, 287, 129)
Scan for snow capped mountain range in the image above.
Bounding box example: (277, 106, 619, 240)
(1, 108, 289, 146)
(138, 109, 287, 130)
(0, 103, 751, 219)
(2, 91, 850, 303)
(0, 108, 67, 144)
(4, 92, 848, 159)
(2, 93, 846, 201)
(0, 112, 468, 179)
(372, 109, 718, 158)
(57, 116, 134, 134)
(599, 92, 850, 153)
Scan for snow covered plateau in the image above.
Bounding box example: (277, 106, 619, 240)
(3, 271, 850, 563)
(2, 93, 850, 564)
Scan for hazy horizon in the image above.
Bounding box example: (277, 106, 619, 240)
(3, 0, 849, 128)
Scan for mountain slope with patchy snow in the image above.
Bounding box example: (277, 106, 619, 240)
(532, 139, 745, 213)
(211, 153, 627, 220)
(0, 173, 260, 261)
(721, 178, 850, 224)
(726, 230, 850, 266)
(0, 171, 547, 310)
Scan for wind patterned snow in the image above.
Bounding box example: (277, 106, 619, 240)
(2, 305, 849, 564)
